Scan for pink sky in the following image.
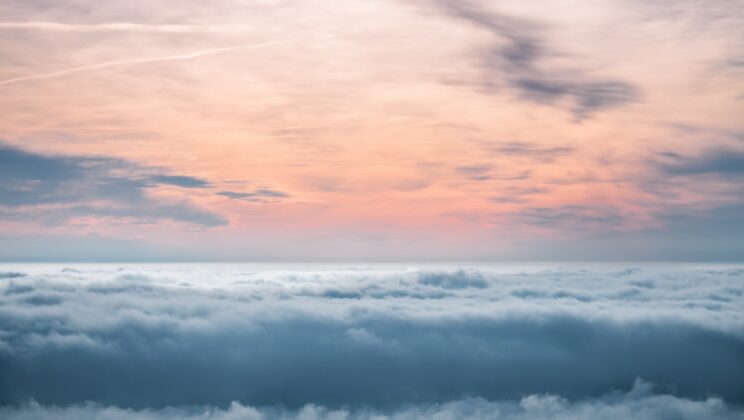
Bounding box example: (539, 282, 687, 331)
(1, 0, 743, 261)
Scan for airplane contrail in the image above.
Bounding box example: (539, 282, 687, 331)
(0, 34, 345, 87)
(0, 21, 252, 33)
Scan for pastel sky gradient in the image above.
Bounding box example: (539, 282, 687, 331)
(1, 0, 743, 261)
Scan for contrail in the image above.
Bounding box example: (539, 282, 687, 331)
(0, 34, 344, 87)
(0, 21, 252, 33)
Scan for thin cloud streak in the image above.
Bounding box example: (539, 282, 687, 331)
(0, 21, 254, 33)
(0, 34, 349, 87)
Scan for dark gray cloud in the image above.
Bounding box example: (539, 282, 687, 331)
(0, 142, 134, 206)
(487, 142, 574, 161)
(514, 79, 638, 118)
(656, 148, 744, 177)
(149, 175, 211, 188)
(0, 265, 742, 410)
(513, 205, 625, 229)
(493, 170, 533, 181)
(489, 186, 548, 204)
(455, 164, 492, 181)
(218, 188, 289, 202)
(667, 123, 744, 143)
(432, 0, 639, 119)
(455, 164, 535, 182)
(0, 142, 226, 227)
(58, 203, 226, 227)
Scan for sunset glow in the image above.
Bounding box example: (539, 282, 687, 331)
(2, 1, 743, 261)
(2, 2, 744, 418)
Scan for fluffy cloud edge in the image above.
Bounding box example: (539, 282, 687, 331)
(1, 379, 742, 420)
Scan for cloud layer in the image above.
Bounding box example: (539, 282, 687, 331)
(1, 264, 742, 414)
(2, 385, 743, 420)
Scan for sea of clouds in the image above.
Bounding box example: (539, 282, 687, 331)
(1, 263, 743, 419)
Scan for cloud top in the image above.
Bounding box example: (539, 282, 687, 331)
(0, 264, 742, 411)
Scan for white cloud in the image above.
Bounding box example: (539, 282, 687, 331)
(0, 264, 742, 412)
(2, 383, 743, 420)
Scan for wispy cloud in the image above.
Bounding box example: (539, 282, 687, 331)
(513, 205, 626, 229)
(0, 21, 254, 33)
(455, 164, 492, 181)
(218, 188, 289, 202)
(431, 0, 639, 119)
(487, 142, 574, 161)
(0, 34, 348, 87)
(0, 43, 283, 87)
(656, 148, 744, 177)
(150, 175, 211, 188)
(0, 141, 225, 226)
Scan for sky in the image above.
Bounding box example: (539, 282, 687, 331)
(0, 0, 743, 261)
